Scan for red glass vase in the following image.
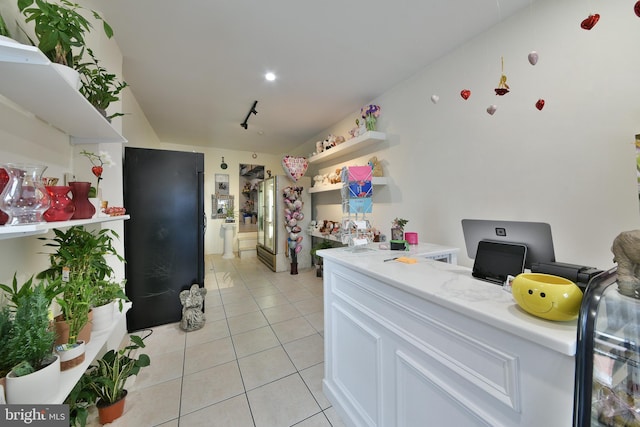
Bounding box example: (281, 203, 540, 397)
(44, 186, 75, 222)
(69, 182, 95, 220)
(0, 168, 9, 225)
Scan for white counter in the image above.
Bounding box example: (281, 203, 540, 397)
(319, 243, 577, 427)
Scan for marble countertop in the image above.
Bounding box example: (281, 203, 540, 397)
(318, 243, 577, 356)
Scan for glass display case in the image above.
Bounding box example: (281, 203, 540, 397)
(257, 176, 276, 255)
(574, 267, 640, 426)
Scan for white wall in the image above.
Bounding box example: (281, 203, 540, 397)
(299, 0, 640, 269)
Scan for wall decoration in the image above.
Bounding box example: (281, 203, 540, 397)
(494, 57, 510, 96)
(528, 51, 539, 66)
(635, 1, 640, 18)
(486, 105, 498, 115)
(460, 89, 471, 100)
(536, 99, 545, 111)
(430, 95, 439, 104)
(281, 156, 308, 182)
(580, 14, 600, 30)
(215, 173, 229, 195)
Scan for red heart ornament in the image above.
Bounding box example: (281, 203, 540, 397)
(580, 14, 600, 30)
(536, 99, 545, 110)
(281, 156, 308, 182)
(635, 1, 640, 18)
(460, 89, 471, 100)
(91, 166, 103, 178)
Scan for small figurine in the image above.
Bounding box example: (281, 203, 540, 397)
(179, 284, 207, 331)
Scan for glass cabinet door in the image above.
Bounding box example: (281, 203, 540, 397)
(258, 180, 265, 247)
(263, 177, 275, 253)
(590, 284, 640, 426)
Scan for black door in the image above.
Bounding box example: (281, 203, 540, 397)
(123, 147, 204, 331)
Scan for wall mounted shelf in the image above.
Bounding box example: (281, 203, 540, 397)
(0, 38, 127, 144)
(308, 131, 386, 164)
(308, 177, 388, 194)
(0, 215, 130, 240)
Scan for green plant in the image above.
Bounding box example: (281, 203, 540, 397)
(0, 11, 11, 37)
(66, 373, 95, 427)
(93, 279, 128, 311)
(17, 0, 113, 67)
(38, 226, 123, 284)
(86, 334, 150, 405)
(0, 273, 62, 308)
(77, 48, 128, 120)
(56, 276, 92, 343)
(0, 305, 15, 377)
(392, 217, 409, 229)
(5, 283, 56, 376)
(311, 240, 333, 262)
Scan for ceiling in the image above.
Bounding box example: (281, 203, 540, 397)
(95, 0, 535, 154)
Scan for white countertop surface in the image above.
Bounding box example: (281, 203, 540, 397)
(318, 243, 577, 356)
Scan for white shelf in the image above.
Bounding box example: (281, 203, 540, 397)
(52, 302, 131, 404)
(308, 177, 388, 194)
(310, 230, 344, 243)
(308, 131, 386, 164)
(0, 38, 127, 144)
(0, 215, 130, 240)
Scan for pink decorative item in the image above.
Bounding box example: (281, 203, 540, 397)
(528, 51, 539, 66)
(0, 168, 9, 225)
(486, 105, 498, 115)
(405, 232, 418, 245)
(281, 156, 308, 182)
(0, 163, 50, 225)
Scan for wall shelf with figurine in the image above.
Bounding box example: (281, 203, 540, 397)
(309, 177, 388, 194)
(308, 131, 386, 165)
(0, 38, 127, 144)
(0, 215, 130, 240)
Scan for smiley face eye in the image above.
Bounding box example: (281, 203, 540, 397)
(540, 293, 546, 298)
(528, 289, 533, 295)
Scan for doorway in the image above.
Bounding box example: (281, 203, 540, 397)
(239, 164, 264, 233)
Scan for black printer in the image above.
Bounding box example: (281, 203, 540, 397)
(530, 261, 602, 290)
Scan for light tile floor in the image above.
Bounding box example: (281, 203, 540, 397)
(102, 255, 346, 427)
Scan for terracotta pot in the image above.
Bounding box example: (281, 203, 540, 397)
(97, 390, 127, 424)
(54, 310, 93, 346)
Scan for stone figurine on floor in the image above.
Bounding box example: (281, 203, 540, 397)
(179, 284, 207, 331)
(612, 230, 640, 299)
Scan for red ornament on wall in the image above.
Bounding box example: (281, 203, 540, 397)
(580, 14, 600, 30)
(536, 99, 546, 111)
(460, 89, 471, 100)
(635, 1, 640, 18)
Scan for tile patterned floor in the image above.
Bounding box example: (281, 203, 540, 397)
(101, 255, 346, 427)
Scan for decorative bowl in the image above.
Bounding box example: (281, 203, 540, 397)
(511, 273, 583, 321)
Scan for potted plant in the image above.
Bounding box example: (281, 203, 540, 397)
(311, 240, 333, 277)
(77, 48, 128, 120)
(38, 226, 122, 282)
(0, 305, 14, 401)
(85, 334, 150, 424)
(4, 282, 60, 404)
(55, 276, 92, 370)
(391, 217, 408, 241)
(17, 0, 113, 68)
(91, 278, 128, 332)
(0, 272, 62, 308)
(38, 226, 124, 343)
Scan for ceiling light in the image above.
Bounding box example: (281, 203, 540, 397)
(265, 72, 276, 81)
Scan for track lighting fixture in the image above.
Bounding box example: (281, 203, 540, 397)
(240, 100, 258, 130)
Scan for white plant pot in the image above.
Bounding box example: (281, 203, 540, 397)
(57, 340, 86, 371)
(6, 355, 61, 404)
(92, 301, 115, 331)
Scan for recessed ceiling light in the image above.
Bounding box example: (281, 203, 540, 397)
(265, 72, 276, 81)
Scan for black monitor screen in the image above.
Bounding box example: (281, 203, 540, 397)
(472, 240, 527, 284)
(462, 219, 555, 269)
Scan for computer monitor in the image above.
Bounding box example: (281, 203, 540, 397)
(461, 219, 555, 269)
